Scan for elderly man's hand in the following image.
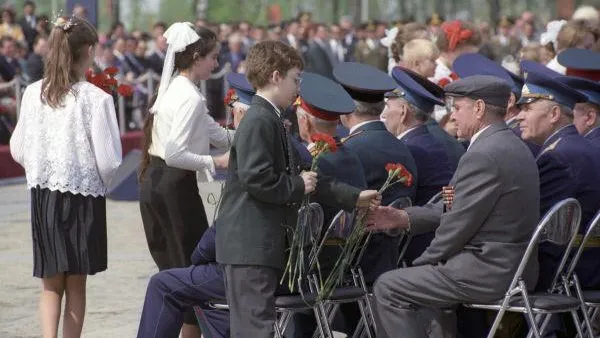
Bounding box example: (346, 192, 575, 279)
(366, 206, 410, 231)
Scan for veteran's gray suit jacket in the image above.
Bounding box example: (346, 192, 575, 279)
(406, 122, 540, 301)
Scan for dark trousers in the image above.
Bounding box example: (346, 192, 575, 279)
(137, 264, 229, 338)
(139, 156, 209, 324)
(224, 264, 279, 338)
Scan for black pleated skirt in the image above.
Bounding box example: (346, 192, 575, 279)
(31, 186, 107, 278)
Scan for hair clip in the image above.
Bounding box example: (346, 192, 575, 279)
(52, 13, 77, 31)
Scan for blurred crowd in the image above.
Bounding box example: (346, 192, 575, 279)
(1, 1, 599, 144)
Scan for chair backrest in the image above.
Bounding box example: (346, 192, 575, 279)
(505, 198, 581, 295)
(296, 202, 325, 247)
(540, 199, 582, 291)
(565, 208, 600, 281)
(309, 209, 355, 269)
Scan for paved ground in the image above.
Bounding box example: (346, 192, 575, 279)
(0, 181, 223, 338)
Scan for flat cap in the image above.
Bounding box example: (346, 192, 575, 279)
(444, 75, 512, 109)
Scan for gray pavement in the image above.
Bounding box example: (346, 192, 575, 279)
(0, 181, 223, 338)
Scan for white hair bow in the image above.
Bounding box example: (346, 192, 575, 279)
(150, 22, 200, 115)
(540, 20, 566, 51)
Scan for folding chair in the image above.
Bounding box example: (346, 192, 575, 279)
(571, 209, 600, 338)
(464, 198, 584, 338)
(203, 202, 327, 338)
(396, 192, 441, 268)
(345, 196, 413, 338)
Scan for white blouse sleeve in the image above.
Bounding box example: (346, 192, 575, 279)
(90, 95, 123, 187)
(9, 86, 30, 166)
(163, 96, 215, 173)
(205, 112, 234, 150)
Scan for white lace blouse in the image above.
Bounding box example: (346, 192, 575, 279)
(148, 75, 232, 177)
(10, 80, 123, 197)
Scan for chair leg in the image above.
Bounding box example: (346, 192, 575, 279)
(569, 309, 586, 338)
(572, 276, 594, 338)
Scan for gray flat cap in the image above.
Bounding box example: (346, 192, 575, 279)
(445, 75, 512, 109)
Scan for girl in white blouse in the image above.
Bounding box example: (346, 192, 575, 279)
(137, 23, 230, 338)
(10, 16, 122, 338)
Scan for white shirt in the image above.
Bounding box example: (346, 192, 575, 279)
(546, 56, 566, 75)
(10, 80, 122, 197)
(349, 120, 379, 135)
(468, 125, 492, 151)
(148, 76, 232, 178)
(397, 126, 419, 140)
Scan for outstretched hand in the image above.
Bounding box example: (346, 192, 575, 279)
(366, 206, 410, 231)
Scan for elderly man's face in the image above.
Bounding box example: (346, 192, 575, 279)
(381, 98, 407, 136)
(516, 99, 556, 145)
(573, 102, 599, 135)
(448, 96, 482, 140)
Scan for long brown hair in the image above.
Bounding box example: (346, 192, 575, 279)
(41, 16, 98, 108)
(138, 27, 218, 182)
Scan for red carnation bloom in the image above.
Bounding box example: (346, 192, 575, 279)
(117, 84, 134, 97)
(106, 78, 118, 86)
(310, 132, 337, 152)
(104, 67, 119, 76)
(438, 78, 451, 88)
(449, 72, 459, 81)
(224, 88, 236, 106)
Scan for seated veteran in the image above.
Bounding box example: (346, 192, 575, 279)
(368, 75, 540, 338)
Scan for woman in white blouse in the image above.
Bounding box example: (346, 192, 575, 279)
(10, 17, 122, 338)
(137, 23, 230, 338)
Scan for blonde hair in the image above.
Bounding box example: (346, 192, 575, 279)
(403, 39, 439, 63)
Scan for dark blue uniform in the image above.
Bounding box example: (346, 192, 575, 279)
(344, 121, 417, 282)
(535, 125, 600, 290)
(586, 127, 600, 148)
(425, 119, 465, 171)
(400, 125, 453, 206)
(332, 62, 418, 284)
(399, 125, 454, 265)
(137, 226, 229, 338)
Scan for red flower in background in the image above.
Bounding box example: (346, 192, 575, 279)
(117, 84, 134, 97)
(86, 67, 132, 97)
(438, 78, 451, 88)
(441, 20, 473, 52)
(224, 88, 237, 107)
(104, 67, 119, 76)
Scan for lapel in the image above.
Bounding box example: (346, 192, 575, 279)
(585, 127, 600, 141)
(538, 124, 578, 157)
(251, 95, 291, 168)
(353, 120, 386, 134)
(468, 122, 509, 150)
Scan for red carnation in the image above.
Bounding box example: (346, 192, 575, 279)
(106, 78, 118, 86)
(117, 84, 134, 97)
(449, 72, 459, 81)
(104, 67, 119, 76)
(224, 88, 236, 106)
(310, 133, 337, 153)
(438, 78, 451, 88)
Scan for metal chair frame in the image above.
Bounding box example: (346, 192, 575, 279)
(464, 198, 584, 338)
